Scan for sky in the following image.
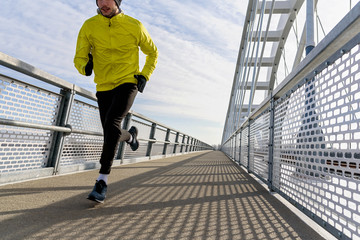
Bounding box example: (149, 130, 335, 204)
(0, 0, 247, 146)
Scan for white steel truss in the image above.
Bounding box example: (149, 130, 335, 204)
(222, 0, 356, 143)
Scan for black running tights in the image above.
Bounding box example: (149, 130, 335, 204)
(96, 83, 138, 174)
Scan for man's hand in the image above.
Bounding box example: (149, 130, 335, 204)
(85, 53, 93, 76)
(134, 75, 147, 93)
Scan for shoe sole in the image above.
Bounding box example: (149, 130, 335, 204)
(129, 126, 139, 151)
(87, 196, 104, 204)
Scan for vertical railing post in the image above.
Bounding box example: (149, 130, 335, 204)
(48, 88, 75, 175)
(180, 134, 185, 153)
(247, 123, 251, 173)
(185, 136, 190, 152)
(268, 96, 275, 191)
(232, 136, 235, 159)
(173, 132, 180, 154)
(116, 113, 132, 163)
(306, 0, 315, 54)
(188, 138, 192, 152)
(238, 129, 242, 165)
(230, 136, 233, 159)
(188, 137, 192, 152)
(234, 133, 237, 162)
(162, 129, 170, 155)
(146, 123, 157, 157)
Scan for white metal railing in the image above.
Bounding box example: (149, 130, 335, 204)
(222, 4, 360, 240)
(0, 52, 213, 185)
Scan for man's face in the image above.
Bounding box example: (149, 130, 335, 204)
(97, 0, 119, 18)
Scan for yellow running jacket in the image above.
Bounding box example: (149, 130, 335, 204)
(74, 12, 158, 91)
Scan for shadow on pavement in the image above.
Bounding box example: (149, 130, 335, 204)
(0, 151, 324, 240)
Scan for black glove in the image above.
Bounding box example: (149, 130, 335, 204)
(85, 53, 93, 76)
(134, 75, 147, 93)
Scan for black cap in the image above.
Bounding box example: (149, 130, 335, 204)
(96, 0, 122, 8)
(114, 0, 121, 8)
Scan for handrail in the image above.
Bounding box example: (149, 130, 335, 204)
(0, 50, 213, 185)
(0, 51, 97, 101)
(0, 117, 204, 147)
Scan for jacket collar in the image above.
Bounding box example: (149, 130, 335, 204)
(98, 11, 124, 22)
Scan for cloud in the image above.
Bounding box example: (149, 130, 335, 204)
(0, 0, 95, 88)
(0, 0, 246, 144)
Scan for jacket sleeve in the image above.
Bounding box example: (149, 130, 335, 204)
(74, 24, 92, 76)
(138, 23, 158, 80)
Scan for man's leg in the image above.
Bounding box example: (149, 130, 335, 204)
(88, 83, 137, 203)
(97, 83, 138, 175)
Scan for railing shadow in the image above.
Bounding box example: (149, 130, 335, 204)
(0, 151, 324, 240)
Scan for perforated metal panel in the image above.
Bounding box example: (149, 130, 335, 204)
(232, 135, 238, 163)
(154, 126, 167, 142)
(174, 134, 183, 154)
(240, 126, 249, 166)
(0, 127, 52, 172)
(165, 131, 177, 155)
(249, 110, 270, 180)
(123, 119, 151, 159)
(0, 75, 61, 172)
(273, 44, 360, 239)
(60, 100, 103, 166)
(0, 76, 61, 125)
(151, 143, 165, 156)
(68, 100, 102, 133)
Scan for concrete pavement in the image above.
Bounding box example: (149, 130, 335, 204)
(0, 151, 326, 240)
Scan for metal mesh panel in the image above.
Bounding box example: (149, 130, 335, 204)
(174, 134, 184, 154)
(240, 127, 248, 167)
(123, 142, 148, 159)
(273, 44, 360, 239)
(131, 117, 152, 140)
(0, 75, 61, 125)
(235, 134, 240, 163)
(166, 131, 177, 154)
(169, 131, 177, 142)
(231, 136, 237, 162)
(186, 136, 192, 152)
(0, 76, 60, 172)
(151, 143, 165, 156)
(249, 111, 270, 180)
(60, 100, 103, 165)
(165, 144, 175, 155)
(180, 135, 188, 153)
(61, 134, 103, 165)
(123, 119, 150, 159)
(154, 126, 167, 142)
(0, 127, 52, 172)
(68, 100, 102, 132)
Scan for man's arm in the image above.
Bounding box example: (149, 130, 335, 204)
(138, 23, 159, 81)
(74, 24, 92, 76)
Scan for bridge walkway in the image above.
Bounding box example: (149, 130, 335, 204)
(0, 151, 325, 240)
